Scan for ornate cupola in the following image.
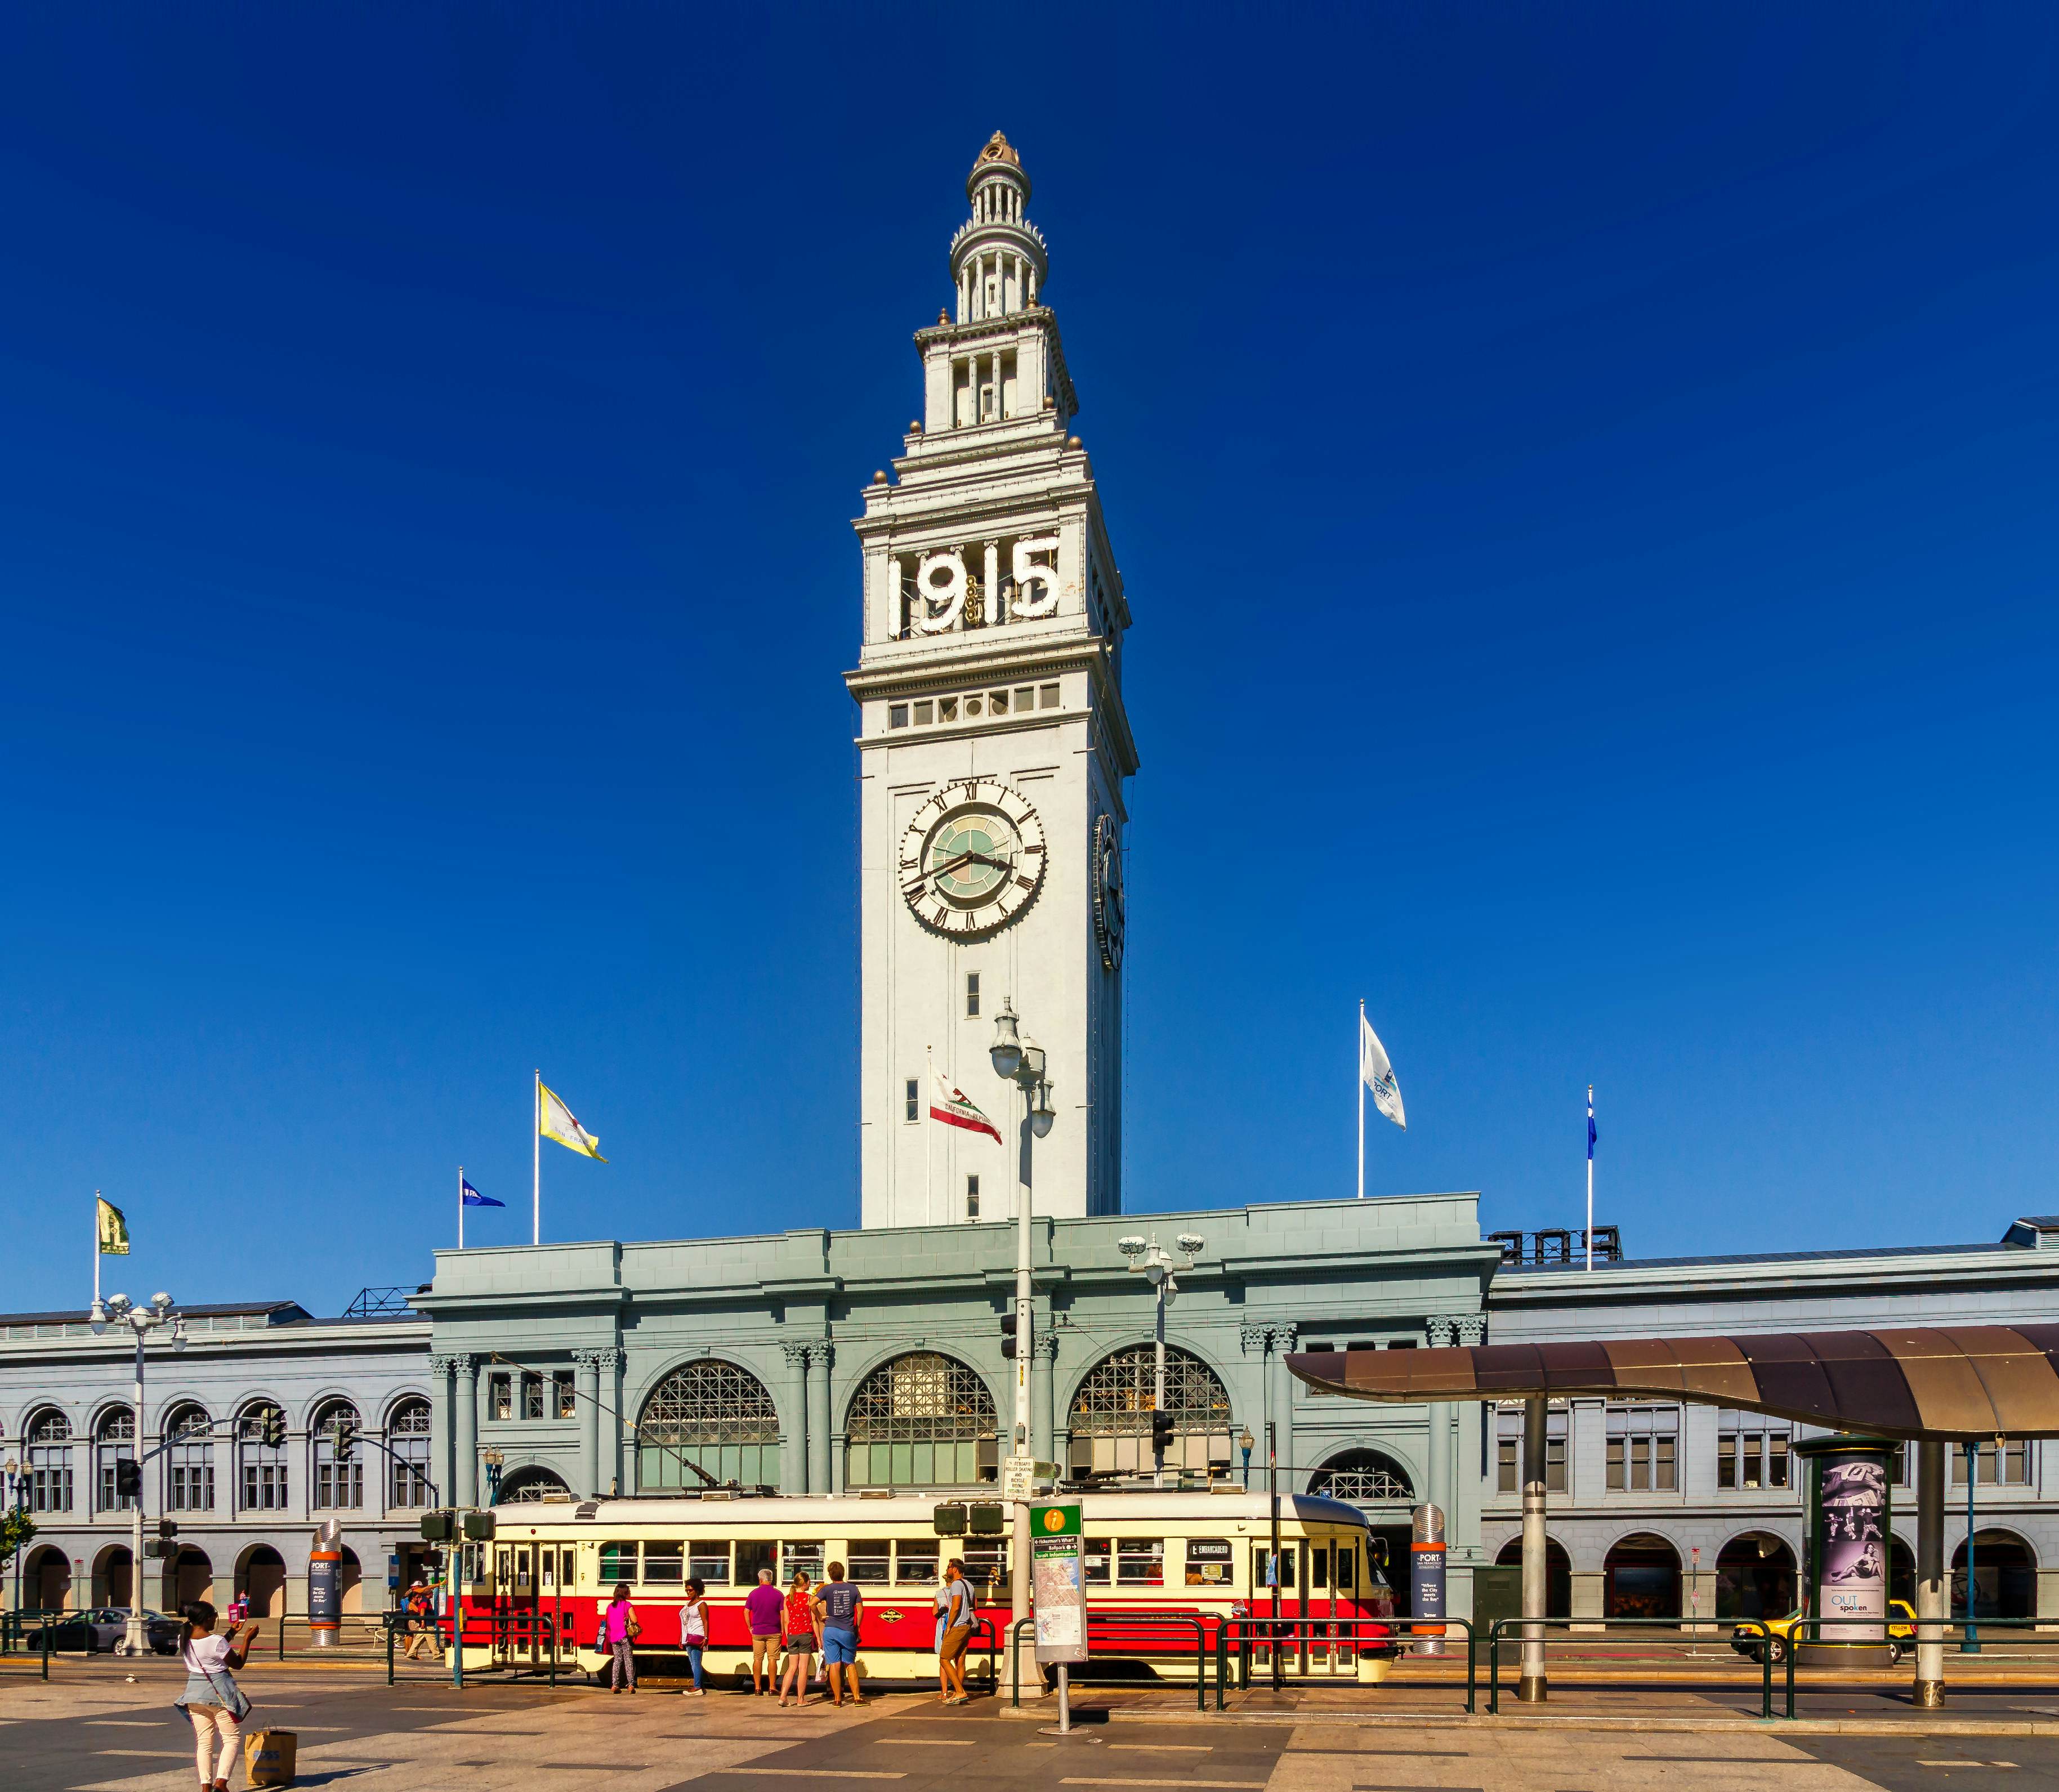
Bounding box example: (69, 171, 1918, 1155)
(949, 132, 1047, 323)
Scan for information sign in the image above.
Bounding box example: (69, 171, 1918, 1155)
(1001, 1454, 1037, 1500)
(1029, 1499, 1087, 1665)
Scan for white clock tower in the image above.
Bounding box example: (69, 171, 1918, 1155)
(849, 133, 1136, 1230)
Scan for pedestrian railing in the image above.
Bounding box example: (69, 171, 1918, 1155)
(1777, 1616, 2059, 1720)
(1227, 1615, 1476, 1713)
(1009, 1612, 1222, 1712)
(1485, 1617, 1775, 1718)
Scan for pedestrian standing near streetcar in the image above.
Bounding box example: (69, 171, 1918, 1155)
(604, 1583, 640, 1693)
(777, 1570, 817, 1707)
(744, 1567, 783, 1695)
(935, 1558, 977, 1705)
(815, 1561, 865, 1708)
(679, 1578, 710, 1696)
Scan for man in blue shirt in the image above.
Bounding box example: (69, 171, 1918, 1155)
(815, 1561, 866, 1707)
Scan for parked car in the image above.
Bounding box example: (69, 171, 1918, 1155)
(1732, 1598, 1918, 1665)
(24, 1608, 182, 1655)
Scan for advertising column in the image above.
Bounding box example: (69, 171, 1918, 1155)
(1795, 1436, 1895, 1668)
(307, 1520, 343, 1649)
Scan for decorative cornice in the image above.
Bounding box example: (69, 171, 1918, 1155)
(780, 1341, 813, 1369)
(1240, 1322, 1296, 1355)
(1032, 1332, 1060, 1360)
(571, 1348, 622, 1373)
(428, 1352, 473, 1377)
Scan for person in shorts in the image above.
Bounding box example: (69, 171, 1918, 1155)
(935, 1557, 977, 1704)
(777, 1571, 817, 1707)
(744, 1567, 783, 1695)
(814, 1561, 865, 1708)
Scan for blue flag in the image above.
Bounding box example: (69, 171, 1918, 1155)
(461, 1177, 503, 1209)
(1587, 1105, 1597, 1161)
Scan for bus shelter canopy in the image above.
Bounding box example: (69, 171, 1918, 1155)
(1286, 1326, 2059, 1441)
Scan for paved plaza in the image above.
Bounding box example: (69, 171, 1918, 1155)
(11, 1658, 2059, 1792)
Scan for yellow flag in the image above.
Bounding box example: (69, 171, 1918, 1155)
(96, 1195, 131, 1256)
(539, 1083, 606, 1161)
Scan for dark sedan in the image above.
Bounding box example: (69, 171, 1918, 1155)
(24, 1608, 183, 1655)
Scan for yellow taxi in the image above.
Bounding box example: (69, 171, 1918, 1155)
(1732, 1598, 1917, 1665)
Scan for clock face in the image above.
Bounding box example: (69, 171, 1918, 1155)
(901, 778, 1047, 937)
(1092, 813, 1125, 972)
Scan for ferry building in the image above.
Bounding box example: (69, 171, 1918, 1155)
(6, 138, 2056, 1638)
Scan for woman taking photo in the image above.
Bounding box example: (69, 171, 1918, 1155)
(776, 1569, 818, 1708)
(174, 1601, 257, 1792)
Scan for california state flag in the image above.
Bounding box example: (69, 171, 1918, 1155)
(931, 1071, 1003, 1144)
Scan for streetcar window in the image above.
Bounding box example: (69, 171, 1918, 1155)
(495, 1548, 511, 1588)
(782, 1540, 825, 1583)
(1185, 1538, 1233, 1588)
(690, 1539, 732, 1585)
(847, 1540, 891, 1584)
(1252, 1546, 1296, 1588)
(600, 1541, 639, 1584)
(963, 1538, 1009, 1593)
(737, 1540, 776, 1584)
(1117, 1539, 1165, 1587)
(643, 1541, 685, 1586)
(1082, 1539, 1111, 1586)
(1312, 1546, 1328, 1589)
(1336, 1545, 1357, 1589)
(894, 1539, 939, 1584)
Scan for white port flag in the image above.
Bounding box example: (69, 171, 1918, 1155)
(1360, 1014, 1406, 1130)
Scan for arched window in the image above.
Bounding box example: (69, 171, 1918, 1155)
(95, 1407, 136, 1513)
(386, 1398, 433, 1508)
(1068, 1346, 1233, 1479)
(311, 1401, 363, 1509)
(846, 1352, 997, 1488)
(25, 1410, 73, 1513)
(237, 1402, 288, 1512)
(1308, 1448, 1414, 1504)
(500, 1467, 571, 1503)
(1605, 1532, 1681, 1619)
(637, 1360, 781, 1492)
(164, 1404, 215, 1512)
(1495, 1536, 1573, 1617)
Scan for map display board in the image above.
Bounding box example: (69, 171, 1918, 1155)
(1030, 1500, 1087, 1665)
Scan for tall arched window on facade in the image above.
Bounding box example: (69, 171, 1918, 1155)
(26, 1410, 74, 1513)
(386, 1398, 433, 1508)
(846, 1352, 997, 1488)
(1308, 1448, 1414, 1504)
(95, 1407, 136, 1513)
(238, 1402, 288, 1512)
(311, 1401, 363, 1509)
(637, 1360, 781, 1491)
(163, 1404, 215, 1512)
(500, 1467, 571, 1502)
(1068, 1346, 1234, 1478)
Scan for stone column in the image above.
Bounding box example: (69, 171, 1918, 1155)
(781, 1344, 811, 1495)
(427, 1354, 462, 1508)
(452, 1356, 479, 1508)
(1917, 1439, 1946, 1707)
(1272, 1325, 1298, 1492)
(808, 1345, 833, 1496)
(1031, 1331, 1057, 1468)
(1519, 1396, 1548, 1702)
(573, 1351, 604, 1500)
(595, 1349, 624, 1496)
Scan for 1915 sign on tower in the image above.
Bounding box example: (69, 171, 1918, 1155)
(849, 134, 1135, 1228)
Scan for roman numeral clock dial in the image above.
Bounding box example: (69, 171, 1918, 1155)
(900, 779, 1047, 937)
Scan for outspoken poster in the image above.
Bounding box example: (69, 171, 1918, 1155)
(1817, 1451, 1888, 1641)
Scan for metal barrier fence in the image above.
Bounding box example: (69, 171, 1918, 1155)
(1010, 1613, 1221, 1712)
(1777, 1616, 2059, 1721)
(1485, 1618, 1774, 1719)
(1228, 1615, 1477, 1714)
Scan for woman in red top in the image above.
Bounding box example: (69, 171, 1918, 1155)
(777, 1571, 819, 1708)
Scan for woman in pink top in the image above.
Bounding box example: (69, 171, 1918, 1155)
(604, 1583, 639, 1693)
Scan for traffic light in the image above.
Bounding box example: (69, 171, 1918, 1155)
(932, 1503, 967, 1536)
(462, 1511, 496, 1542)
(419, 1511, 456, 1543)
(1150, 1410, 1176, 1458)
(332, 1416, 357, 1460)
(260, 1410, 287, 1449)
(114, 1460, 142, 1498)
(999, 1314, 1020, 1359)
(418, 1549, 444, 1573)
(967, 1501, 1006, 1535)
(158, 1519, 179, 1540)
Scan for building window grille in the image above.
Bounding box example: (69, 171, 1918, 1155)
(905, 1079, 919, 1123)
(966, 972, 980, 1017)
(522, 1373, 544, 1420)
(1308, 1449, 1414, 1504)
(312, 1401, 363, 1509)
(165, 1405, 216, 1512)
(1068, 1345, 1233, 1478)
(1497, 1405, 1569, 1494)
(25, 1410, 73, 1512)
(95, 1407, 137, 1512)
(966, 1175, 980, 1219)
(387, 1398, 434, 1508)
(637, 1358, 781, 1491)
(846, 1351, 997, 1488)
(489, 1373, 512, 1422)
(1716, 1409, 1792, 1491)
(554, 1371, 577, 1420)
(238, 1402, 289, 1512)
(1605, 1404, 1680, 1492)
(1954, 1440, 2033, 1485)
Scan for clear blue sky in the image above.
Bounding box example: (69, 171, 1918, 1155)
(3, 6, 2054, 1316)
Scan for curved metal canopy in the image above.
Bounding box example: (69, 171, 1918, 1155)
(1287, 1326, 2059, 1441)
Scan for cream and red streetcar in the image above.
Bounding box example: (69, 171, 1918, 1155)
(461, 1489, 1390, 1682)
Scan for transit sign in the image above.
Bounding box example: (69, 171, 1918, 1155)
(1030, 1499, 1087, 1665)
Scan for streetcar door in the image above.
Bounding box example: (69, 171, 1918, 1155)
(508, 1544, 539, 1663)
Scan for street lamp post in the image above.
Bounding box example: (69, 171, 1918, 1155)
(989, 1000, 1055, 1671)
(89, 1290, 186, 1656)
(3, 1456, 21, 1615)
(1115, 1234, 1204, 1487)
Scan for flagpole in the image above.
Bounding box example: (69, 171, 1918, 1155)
(92, 1191, 100, 1308)
(1585, 1084, 1595, 1273)
(1356, 1002, 1365, 1201)
(459, 1164, 465, 1251)
(926, 1046, 935, 1226)
(533, 1070, 542, 1248)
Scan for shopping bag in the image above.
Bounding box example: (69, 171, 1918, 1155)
(244, 1728, 298, 1786)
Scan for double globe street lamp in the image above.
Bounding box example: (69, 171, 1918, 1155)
(1116, 1232, 1205, 1486)
(89, 1290, 186, 1657)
